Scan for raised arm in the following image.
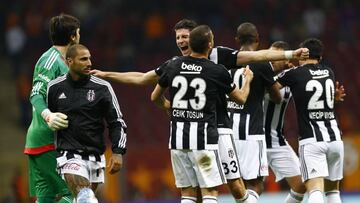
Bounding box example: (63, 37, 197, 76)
(228, 66, 253, 104)
(90, 69, 159, 86)
(236, 48, 309, 68)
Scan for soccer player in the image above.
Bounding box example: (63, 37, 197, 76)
(47, 44, 127, 202)
(151, 25, 253, 203)
(90, 19, 308, 202)
(276, 38, 344, 203)
(264, 41, 306, 203)
(225, 22, 285, 203)
(24, 14, 80, 203)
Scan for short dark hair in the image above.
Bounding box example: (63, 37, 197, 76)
(173, 19, 197, 31)
(236, 22, 258, 46)
(271, 41, 290, 50)
(49, 14, 80, 46)
(189, 25, 212, 54)
(66, 44, 88, 59)
(299, 38, 323, 60)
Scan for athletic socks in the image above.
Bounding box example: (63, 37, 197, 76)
(284, 189, 305, 203)
(244, 189, 259, 203)
(308, 190, 324, 203)
(181, 196, 197, 203)
(203, 195, 218, 203)
(325, 190, 342, 203)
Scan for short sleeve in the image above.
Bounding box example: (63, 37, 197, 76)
(256, 63, 276, 87)
(155, 56, 178, 76)
(209, 46, 238, 69)
(276, 67, 297, 86)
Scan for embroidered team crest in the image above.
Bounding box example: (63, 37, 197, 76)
(228, 149, 234, 158)
(87, 90, 95, 102)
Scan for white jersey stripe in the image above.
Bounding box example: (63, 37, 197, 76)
(245, 114, 250, 139)
(46, 75, 67, 103)
(44, 50, 57, 70)
(317, 121, 330, 141)
(331, 120, 341, 140)
(189, 122, 198, 149)
(176, 122, 184, 149)
(46, 52, 59, 70)
(232, 113, 240, 140)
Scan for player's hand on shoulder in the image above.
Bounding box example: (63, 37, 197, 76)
(89, 69, 105, 78)
(293, 48, 309, 60)
(107, 153, 123, 174)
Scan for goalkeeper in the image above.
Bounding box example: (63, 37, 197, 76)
(24, 14, 80, 203)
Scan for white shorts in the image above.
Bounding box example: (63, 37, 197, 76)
(299, 141, 344, 182)
(57, 151, 106, 183)
(267, 145, 301, 182)
(170, 149, 227, 188)
(218, 129, 241, 180)
(235, 139, 269, 180)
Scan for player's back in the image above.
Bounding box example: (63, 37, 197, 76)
(277, 63, 341, 144)
(159, 56, 235, 150)
(227, 62, 276, 140)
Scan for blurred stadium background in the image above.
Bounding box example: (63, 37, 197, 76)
(0, 0, 359, 202)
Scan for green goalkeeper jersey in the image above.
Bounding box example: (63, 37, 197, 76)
(24, 47, 69, 154)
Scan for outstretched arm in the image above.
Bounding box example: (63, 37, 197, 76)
(236, 48, 309, 71)
(90, 69, 159, 86)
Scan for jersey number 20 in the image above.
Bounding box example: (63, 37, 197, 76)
(306, 79, 334, 110)
(172, 75, 206, 110)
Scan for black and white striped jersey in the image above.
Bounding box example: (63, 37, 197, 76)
(228, 62, 276, 140)
(277, 63, 342, 145)
(47, 74, 127, 155)
(264, 85, 292, 148)
(209, 46, 239, 130)
(158, 56, 235, 150)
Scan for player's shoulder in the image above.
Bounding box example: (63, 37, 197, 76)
(36, 48, 62, 69)
(90, 75, 112, 87)
(277, 66, 299, 79)
(48, 74, 67, 89)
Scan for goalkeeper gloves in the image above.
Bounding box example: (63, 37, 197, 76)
(41, 109, 69, 131)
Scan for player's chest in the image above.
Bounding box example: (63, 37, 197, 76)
(53, 86, 101, 110)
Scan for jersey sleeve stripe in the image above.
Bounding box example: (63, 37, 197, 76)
(44, 50, 58, 70)
(46, 52, 59, 70)
(46, 75, 67, 103)
(90, 76, 127, 148)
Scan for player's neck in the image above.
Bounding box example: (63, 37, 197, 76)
(240, 44, 256, 51)
(190, 52, 208, 59)
(300, 59, 319, 65)
(53, 45, 70, 59)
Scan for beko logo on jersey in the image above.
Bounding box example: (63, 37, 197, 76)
(309, 69, 329, 79)
(181, 62, 202, 72)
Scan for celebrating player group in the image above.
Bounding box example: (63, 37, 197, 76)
(25, 13, 345, 203)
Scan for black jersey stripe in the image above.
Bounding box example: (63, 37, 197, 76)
(311, 121, 324, 142)
(182, 122, 190, 149)
(325, 120, 336, 141)
(265, 102, 275, 148)
(276, 101, 287, 146)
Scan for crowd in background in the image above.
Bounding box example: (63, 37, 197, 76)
(1, 0, 360, 201)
